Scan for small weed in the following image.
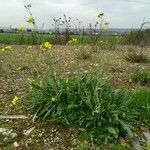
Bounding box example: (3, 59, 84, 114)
(124, 29, 150, 46)
(28, 72, 138, 144)
(125, 51, 148, 63)
(133, 90, 150, 126)
(75, 48, 91, 60)
(132, 69, 150, 85)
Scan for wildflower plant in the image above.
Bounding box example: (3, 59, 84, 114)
(89, 12, 109, 45)
(12, 96, 19, 106)
(28, 72, 138, 144)
(125, 50, 149, 63)
(17, 26, 26, 33)
(24, 4, 36, 27)
(62, 14, 72, 42)
(40, 42, 52, 51)
(53, 17, 62, 40)
(1, 45, 12, 52)
(132, 69, 150, 85)
(27, 45, 33, 49)
(67, 38, 78, 45)
(17, 26, 26, 44)
(27, 17, 35, 24)
(24, 4, 37, 44)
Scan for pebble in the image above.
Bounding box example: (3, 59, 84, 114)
(13, 141, 19, 148)
(23, 127, 35, 136)
(131, 136, 142, 150)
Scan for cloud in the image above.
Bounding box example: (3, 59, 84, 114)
(0, 0, 149, 28)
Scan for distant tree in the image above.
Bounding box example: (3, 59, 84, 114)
(0, 29, 4, 33)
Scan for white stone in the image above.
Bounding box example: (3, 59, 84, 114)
(131, 136, 142, 150)
(0, 115, 28, 119)
(23, 127, 35, 136)
(13, 142, 19, 147)
(143, 132, 150, 142)
(0, 128, 8, 133)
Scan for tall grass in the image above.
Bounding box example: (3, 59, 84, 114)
(125, 51, 148, 63)
(132, 69, 150, 85)
(124, 29, 150, 46)
(133, 90, 150, 127)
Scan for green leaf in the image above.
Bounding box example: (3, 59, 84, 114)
(106, 127, 117, 135)
(31, 83, 43, 91)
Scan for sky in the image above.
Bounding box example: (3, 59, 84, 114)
(0, 0, 150, 29)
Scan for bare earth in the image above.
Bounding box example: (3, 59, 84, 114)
(0, 45, 150, 149)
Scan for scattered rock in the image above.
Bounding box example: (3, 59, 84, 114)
(131, 136, 142, 150)
(143, 132, 150, 142)
(0, 127, 18, 144)
(141, 127, 150, 142)
(0, 128, 8, 133)
(13, 141, 19, 148)
(0, 115, 28, 119)
(23, 127, 35, 136)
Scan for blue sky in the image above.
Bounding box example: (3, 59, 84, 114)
(0, 0, 149, 29)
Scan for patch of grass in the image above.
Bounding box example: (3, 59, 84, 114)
(132, 69, 150, 85)
(125, 51, 148, 63)
(123, 29, 150, 46)
(75, 47, 91, 60)
(133, 90, 150, 126)
(28, 72, 138, 144)
(0, 33, 120, 45)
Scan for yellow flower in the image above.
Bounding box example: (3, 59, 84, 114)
(68, 40, 72, 44)
(12, 96, 19, 105)
(40, 42, 52, 50)
(5, 46, 12, 50)
(72, 38, 77, 43)
(27, 45, 32, 49)
(18, 26, 26, 32)
(27, 17, 35, 24)
(1, 48, 5, 52)
(51, 97, 57, 102)
(67, 38, 78, 45)
(1, 45, 12, 52)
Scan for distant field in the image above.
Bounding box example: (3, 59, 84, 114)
(0, 33, 121, 45)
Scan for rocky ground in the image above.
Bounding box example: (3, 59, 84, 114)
(0, 45, 150, 149)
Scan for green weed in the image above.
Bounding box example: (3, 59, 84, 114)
(133, 90, 150, 126)
(132, 69, 150, 85)
(28, 72, 138, 143)
(125, 51, 148, 63)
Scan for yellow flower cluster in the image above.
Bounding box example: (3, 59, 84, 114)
(40, 42, 52, 50)
(18, 26, 26, 33)
(27, 17, 35, 24)
(1, 45, 12, 52)
(12, 96, 19, 105)
(67, 38, 78, 45)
